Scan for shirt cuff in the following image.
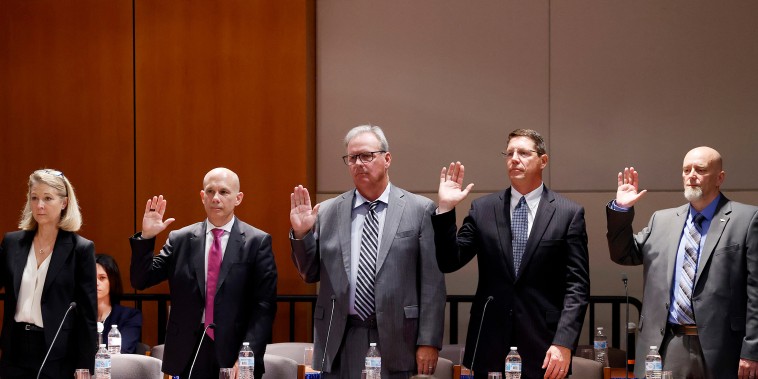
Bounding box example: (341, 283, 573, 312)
(609, 200, 631, 212)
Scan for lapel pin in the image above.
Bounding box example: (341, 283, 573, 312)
(720, 219, 726, 222)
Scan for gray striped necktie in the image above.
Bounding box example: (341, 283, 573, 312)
(355, 200, 380, 320)
(673, 213, 705, 324)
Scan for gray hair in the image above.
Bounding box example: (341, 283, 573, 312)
(343, 124, 390, 151)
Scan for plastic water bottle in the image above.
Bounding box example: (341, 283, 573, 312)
(504, 346, 521, 379)
(365, 342, 381, 379)
(239, 342, 255, 379)
(95, 343, 111, 379)
(645, 346, 662, 379)
(594, 327, 609, 367)
(107, 325, 121, 354)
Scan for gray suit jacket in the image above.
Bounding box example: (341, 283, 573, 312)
(607, 195, 758, 378)
(290, 185, 446, 373)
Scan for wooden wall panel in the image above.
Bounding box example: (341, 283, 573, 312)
(134, 0, 315, 345)
(0, 0, 134, 330)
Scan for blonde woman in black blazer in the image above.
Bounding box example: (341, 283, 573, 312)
(0, 169, 97, 378)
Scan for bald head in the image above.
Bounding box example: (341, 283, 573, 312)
(203, 167, 240, 192)
(684, 146, 722, 172)
(682, 146, 725, 211)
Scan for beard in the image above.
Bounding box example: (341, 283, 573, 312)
(684, 186, 703, 202)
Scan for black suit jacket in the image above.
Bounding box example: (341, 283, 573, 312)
(129, 218, 277, 377)
(432, 186, 589, 378)
(103, 304, 143, 354)
(0, 230, 98, 376)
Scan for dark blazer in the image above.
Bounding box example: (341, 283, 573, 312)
(130, 218, 277, 378)
(607, 195, 758, 378)
(103, 304, 143, 354)
(0, 230, 98, 376)
(290, 186, 446, 373)
(432, 186, 590, 378)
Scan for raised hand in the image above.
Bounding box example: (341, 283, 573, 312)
(290, 185, 320, 239)
(616, 167, 647, 208)
(438, 162, 474, 214)
(141, 195, 175, 239)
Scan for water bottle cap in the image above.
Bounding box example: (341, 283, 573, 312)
(243, 342, 250, 346)
(370, 343, 377, 347)
(510, 347, 517, 350)
(650, 345, 657, 349)
(100, 343, 106, 347)
(597, 326, 604, 330)
(112, 325, 118, 328)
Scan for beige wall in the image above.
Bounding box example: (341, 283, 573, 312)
(316, 0, 758, 345)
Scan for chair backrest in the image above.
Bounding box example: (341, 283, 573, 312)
(439, 344, 464, 365)
(568, 356, 603, 379)
(111, 354, 163, 379)
(435, 357, 454, 379)
(136, 342, 150, 355)
(150, 344, 165, 360)
(265, 342, 314, 364)
(262, 354, 299, 379)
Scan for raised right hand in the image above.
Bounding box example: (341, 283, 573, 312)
(616, 167, 647, 208)
(438, 162, 474, 214)
(290, 185, 320, 239)
(141, 195, 175, 239)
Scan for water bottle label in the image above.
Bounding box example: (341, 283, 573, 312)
(239, 357, 255, 366)
(594, 341, 607, 349)
(505, 362, 521, 371)
(304, 372, 321, 379)
(109, 337, 122, 346)
(365, 357, 381, 368)
(645, 362, 662, 370)
(95, 359, 111, 369)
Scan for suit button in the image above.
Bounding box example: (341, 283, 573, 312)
(660, 328, 664, 335)
(665, 302, 669, 309)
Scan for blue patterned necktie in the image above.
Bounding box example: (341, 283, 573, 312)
(673, 213, 705, 324)
(355, 201, 380, 320)
(511, 196, 528, 274)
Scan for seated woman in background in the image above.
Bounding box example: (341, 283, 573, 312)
(96, 253, 143, 353)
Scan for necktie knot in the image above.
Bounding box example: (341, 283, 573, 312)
(693, 214, 705, 229)
(212, 228, 224, 239)
(516, 196, 527, 208)
(367, 200, 380, 212)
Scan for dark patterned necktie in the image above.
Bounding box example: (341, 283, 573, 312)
(511, 196, 528, 274)
(355, 201, 380, 320)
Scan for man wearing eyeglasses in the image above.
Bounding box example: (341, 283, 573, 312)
(433, 129, 590, 379)
(290, 125, 446, 379)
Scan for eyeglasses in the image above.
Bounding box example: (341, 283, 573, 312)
(42, 169, 65, 178)
(342, 151, 386, 165)
(501, 149, 538, 160)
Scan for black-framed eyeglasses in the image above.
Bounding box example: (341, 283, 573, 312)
(501, 149, 538, 160)
(342, 151, 386, 165)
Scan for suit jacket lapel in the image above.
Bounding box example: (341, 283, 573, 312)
(518, 187, 555, 278)
(338, 192, 353, 279)
(667, 205, 690, 290)
(696, 197, 730, 286)
(376, 186, 404, 273)
(191, 222, 207, 300)
(494, 189, 516, 279)
(13, 231, 35, 297)
(216, 219, 244, 292)
(43, 231, 74, 296)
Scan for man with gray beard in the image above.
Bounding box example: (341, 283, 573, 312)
(606, 146, 758, 379)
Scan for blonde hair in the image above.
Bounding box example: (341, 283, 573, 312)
(19, 169, 82, 231)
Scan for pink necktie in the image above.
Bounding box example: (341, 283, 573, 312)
(205, 228, 224, 340)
